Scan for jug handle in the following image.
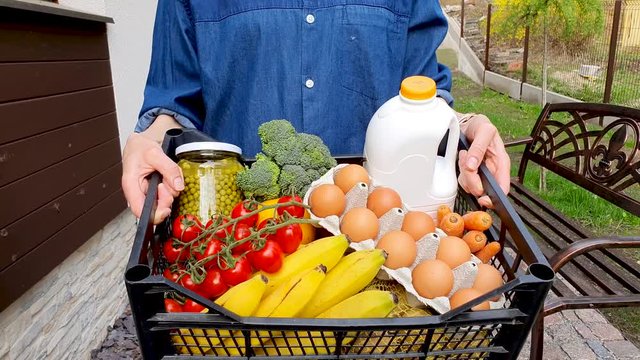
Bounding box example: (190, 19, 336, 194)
(443, 115, 461, 171)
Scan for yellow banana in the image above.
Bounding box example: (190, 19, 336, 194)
(299, 249, 386, 318)
(254, 290, 398, 356)
(172, 275, 268, 354)
(261, 234, 349, 295)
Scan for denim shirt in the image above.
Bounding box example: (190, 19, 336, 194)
(137, 0, 453, 158)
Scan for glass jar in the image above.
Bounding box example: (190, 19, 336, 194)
(174, 142, 244, 220)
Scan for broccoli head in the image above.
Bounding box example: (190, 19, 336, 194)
(258, 120, 297, 160)
(297, 133, 337, 170)
(236, 154, 280, 201)
(278, 165, 325, 196)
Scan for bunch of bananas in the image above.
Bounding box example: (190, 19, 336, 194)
(172, 234, 398, 356)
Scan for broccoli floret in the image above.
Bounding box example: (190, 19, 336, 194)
(297, 133, 338, 170)
(258, 120, 297, 160)
(236, 154, 280, 201)
(278, 165, 325, 196)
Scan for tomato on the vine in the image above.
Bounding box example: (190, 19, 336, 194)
(164, 299, 183, 313)
(163, 239, 188, 264)
(232, 223, 254, 255)
(194, 238, 225, 269)
(220, 256, 252, 286)
(172, 214, 203, 242)
(200, 269, 228, 299)
(257, 218, 278, 242)
(276, 195, 305, 218)
(206, 216, 232, 240)
(183, 299, 206, 313)
(179, 273, 202, 294)
(248, 240, 284, 273)
(274, 223, 303, 254)
(163, 266, 182, 283)
(231, 200, 259, 227)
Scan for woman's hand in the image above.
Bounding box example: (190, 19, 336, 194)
(121, 115, 184, 224)
(457, 114, 510, 208)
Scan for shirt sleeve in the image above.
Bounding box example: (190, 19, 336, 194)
(402, 1, 454, 107)
(136, 0, 205, 132)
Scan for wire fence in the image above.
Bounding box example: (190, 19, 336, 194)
(443, 0, 640, 108)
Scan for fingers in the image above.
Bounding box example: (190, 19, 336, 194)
(492, 137, 512, 196)
(143, 147, 185, 193)
(464, 120, 497, 173)
(153, 183, 174, 224)
(122, 174, 146, 218)
(458, 149, 484, 197)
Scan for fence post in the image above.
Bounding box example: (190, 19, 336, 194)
(522, 26, 530, 84)
(460, 0, 465, 37)
(604, 0, 623, 103)
(484, 3, 492, 71)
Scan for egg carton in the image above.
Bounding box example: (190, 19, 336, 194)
(303, 164, 506, 314)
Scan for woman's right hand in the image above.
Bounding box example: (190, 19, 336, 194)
(121, 115, 184, 224)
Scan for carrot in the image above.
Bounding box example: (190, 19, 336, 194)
(474, 241, 501, 263)
(462, 211, 493, 231)
(439, 213, 464, 237)
(437, 205, 452, 226)
(462, 230, 488, 253)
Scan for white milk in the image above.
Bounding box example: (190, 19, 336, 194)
(363, 76, 459, 219)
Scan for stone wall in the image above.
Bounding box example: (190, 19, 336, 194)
(0, 211, 136, 360)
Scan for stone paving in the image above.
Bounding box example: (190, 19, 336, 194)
(517, 308, 640, 359)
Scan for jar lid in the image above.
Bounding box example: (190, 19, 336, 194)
(175, 141, 242, 156)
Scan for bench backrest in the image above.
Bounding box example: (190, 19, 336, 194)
(518, 102, 640, 217)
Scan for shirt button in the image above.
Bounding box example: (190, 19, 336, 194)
(305, 78, 315, 89)
(306, 14, 315, 24)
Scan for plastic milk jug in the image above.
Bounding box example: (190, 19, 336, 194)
(363, 76, 459, 219)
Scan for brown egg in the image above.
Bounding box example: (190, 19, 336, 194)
(402, 211, 436, 241)
(376, 230, 416, 269)
(334, 164, 370, 194)
(412, 259, 454, 299)
(472, 264, 504, 301)
(449, 288, 490, 311)
(340, 207, 379, 243)
(436, 236, 472, 269)
(309, 184, 346, 218)
(367, 187, 402, 217)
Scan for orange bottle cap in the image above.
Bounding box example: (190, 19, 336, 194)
(400, 76, 436, 100)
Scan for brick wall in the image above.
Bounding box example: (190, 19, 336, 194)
(0, 211, 136, 360)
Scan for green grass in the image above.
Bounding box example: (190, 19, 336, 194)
(449, 69, 640, 346)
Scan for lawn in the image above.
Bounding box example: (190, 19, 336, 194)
(440, 49, 640, 345)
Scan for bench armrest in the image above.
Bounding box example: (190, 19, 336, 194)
(549, 236, 640, 272)
(504, 136, 533, 148)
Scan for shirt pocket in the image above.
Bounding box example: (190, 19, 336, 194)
(338, 5, 404, 100)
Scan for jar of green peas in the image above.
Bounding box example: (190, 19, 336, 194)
(174, 142, 244, 220)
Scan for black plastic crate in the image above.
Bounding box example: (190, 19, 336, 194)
(125, 128, 554, 359)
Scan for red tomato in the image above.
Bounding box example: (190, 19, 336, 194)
(248, 240, 284, 273)
(274, 224, 303, 254)
(172, 214, 203, 243)
(276, 195, 305, 218)
(163, 267, 181, 283)
(206, 216, 232, 240)
(183, 299, 206, 313)
(194, 238, 225, 269)
(164, 299, 183, 313)
(232, 223, 254, 255)
(163, 239, 188, 264)
(231, 200, 259, 227)
(220, 256, 253, 286)
(200, 269, 228, 299)
(179, 273, 201, 294)
(257, 218, 278, 242)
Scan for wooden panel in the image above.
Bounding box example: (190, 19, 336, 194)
(0, 7, 108, 62)
(0, 189, 126, 312)
(0, 87, 115, 144)
(0, 60, 112, 102)
(0, 164, 122, 270)
(0, 138, 121, 228)
(0, 112, 118, 186)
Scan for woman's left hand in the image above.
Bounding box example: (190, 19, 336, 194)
(458, 114, 511, 208)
